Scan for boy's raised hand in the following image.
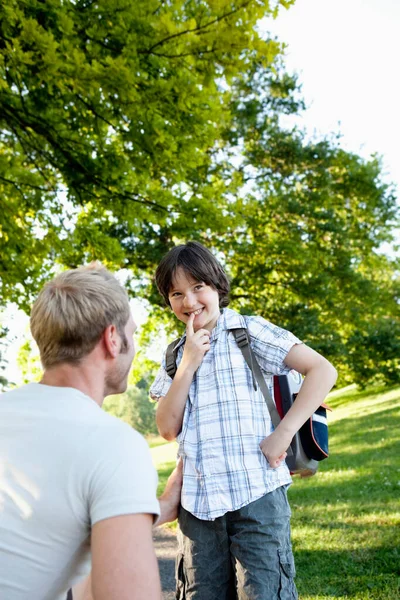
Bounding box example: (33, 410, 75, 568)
(181, 313, 211, 373)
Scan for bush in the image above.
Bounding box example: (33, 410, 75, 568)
(348, 317, 400, 387)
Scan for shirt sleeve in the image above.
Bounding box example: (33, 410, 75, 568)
(246, 315, 302, 376)
(149, 350, 173, 400)
(87, 425, 160, 526)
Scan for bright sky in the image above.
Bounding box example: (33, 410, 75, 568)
(265, 0, 400, 192)
(2, 0, 399, 384)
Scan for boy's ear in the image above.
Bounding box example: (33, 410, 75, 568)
(103, 324, 120, 358)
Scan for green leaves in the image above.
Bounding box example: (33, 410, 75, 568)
(0, 0, 283, 307)
(0, 0, 398, 385)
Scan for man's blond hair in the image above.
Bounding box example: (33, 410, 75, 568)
(30, 264, 131, 369)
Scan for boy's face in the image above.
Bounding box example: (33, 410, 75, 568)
(168, 267, 220, 332)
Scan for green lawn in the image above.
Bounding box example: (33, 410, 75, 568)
(149, 384, 400, 599)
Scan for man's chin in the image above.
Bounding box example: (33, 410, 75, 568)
(104, 379, 128, 398)
(116, 379, 129, 395)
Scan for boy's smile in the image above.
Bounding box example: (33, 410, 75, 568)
(168, 268, 221, 332)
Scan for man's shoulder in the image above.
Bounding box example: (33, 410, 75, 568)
(1, 383, 147, 453)
(96, 412, 147, 446)
(70, 411, 151, 486)
(79, 405, 148, 452)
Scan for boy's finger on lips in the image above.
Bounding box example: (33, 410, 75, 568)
(186, 313, 195, 335)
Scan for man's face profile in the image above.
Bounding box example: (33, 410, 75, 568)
(105, 315, 136, 396)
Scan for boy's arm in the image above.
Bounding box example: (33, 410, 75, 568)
(260, 343, 337, 468)
(156, 314, 210, 440)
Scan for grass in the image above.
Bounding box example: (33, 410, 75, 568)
(148, 384, 400, 599)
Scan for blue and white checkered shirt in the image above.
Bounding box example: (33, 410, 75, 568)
(150, 308, 302, 521)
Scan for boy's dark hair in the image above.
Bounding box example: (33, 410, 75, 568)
(155, 241, 230, 308)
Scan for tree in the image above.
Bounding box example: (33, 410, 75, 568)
(219, 63, 399, 381)
(347, 316, 400, 387)
(1, 0, 398, 386)
(0, 0, 290, 310)
(142, 60, 399, 385)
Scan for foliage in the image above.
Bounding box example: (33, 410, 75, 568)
(0, 0, 290, 310)
(0, 0, 398, 385)
(152, 383, 400, 598)
(347, 317, 400, 387)
(128, 346, 162, 390)
(144, 62, 399, 386)
(103, 385, 158, 436)
(16, 337, 42, 383)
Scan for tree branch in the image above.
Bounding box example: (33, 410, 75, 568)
(75, 92, 117, 130)
(140, 0, 253, 54)
(146, 46, 233, 59)
(0, 175, 51, 193)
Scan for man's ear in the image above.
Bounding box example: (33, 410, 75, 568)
(103, 324, 120, 358)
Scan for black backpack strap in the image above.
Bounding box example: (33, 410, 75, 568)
(231, 328, 258, 392)
(165, 337, 181, 379)
(231, 328, 282, 431)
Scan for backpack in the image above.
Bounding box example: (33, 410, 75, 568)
(165, 327, 330, 477)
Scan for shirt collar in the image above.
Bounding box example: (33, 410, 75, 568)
(215, 307, 247, 340)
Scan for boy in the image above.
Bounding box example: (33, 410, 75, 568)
(150, 241, 337, 600)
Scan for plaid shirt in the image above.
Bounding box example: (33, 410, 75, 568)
(150, 308, 302, 521)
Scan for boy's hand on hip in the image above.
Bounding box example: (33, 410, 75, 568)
(259, 430, 291, 469)
(181, 313, 211, 372)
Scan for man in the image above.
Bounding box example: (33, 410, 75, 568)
(0, 264, 182, 600)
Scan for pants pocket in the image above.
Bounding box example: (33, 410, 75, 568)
(278, 548, 297, 600)
(175, 552, 186, 600)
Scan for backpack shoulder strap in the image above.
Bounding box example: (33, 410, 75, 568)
(165, 337, 181, 379)
(231, 328, 258, 391)
(230, 327, 282, 431)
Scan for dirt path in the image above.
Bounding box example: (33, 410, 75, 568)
(153, 526, 178, 599)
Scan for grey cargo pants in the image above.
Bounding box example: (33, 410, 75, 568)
(176, 486, 297, 600)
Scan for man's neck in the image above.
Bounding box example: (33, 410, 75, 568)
(40, 363, 105, 407)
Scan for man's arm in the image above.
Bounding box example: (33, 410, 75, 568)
(72, 460, 182, 600)
(90, 513, 162, 600)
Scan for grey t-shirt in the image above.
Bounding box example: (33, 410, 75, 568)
(0, 383, 159, 599)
